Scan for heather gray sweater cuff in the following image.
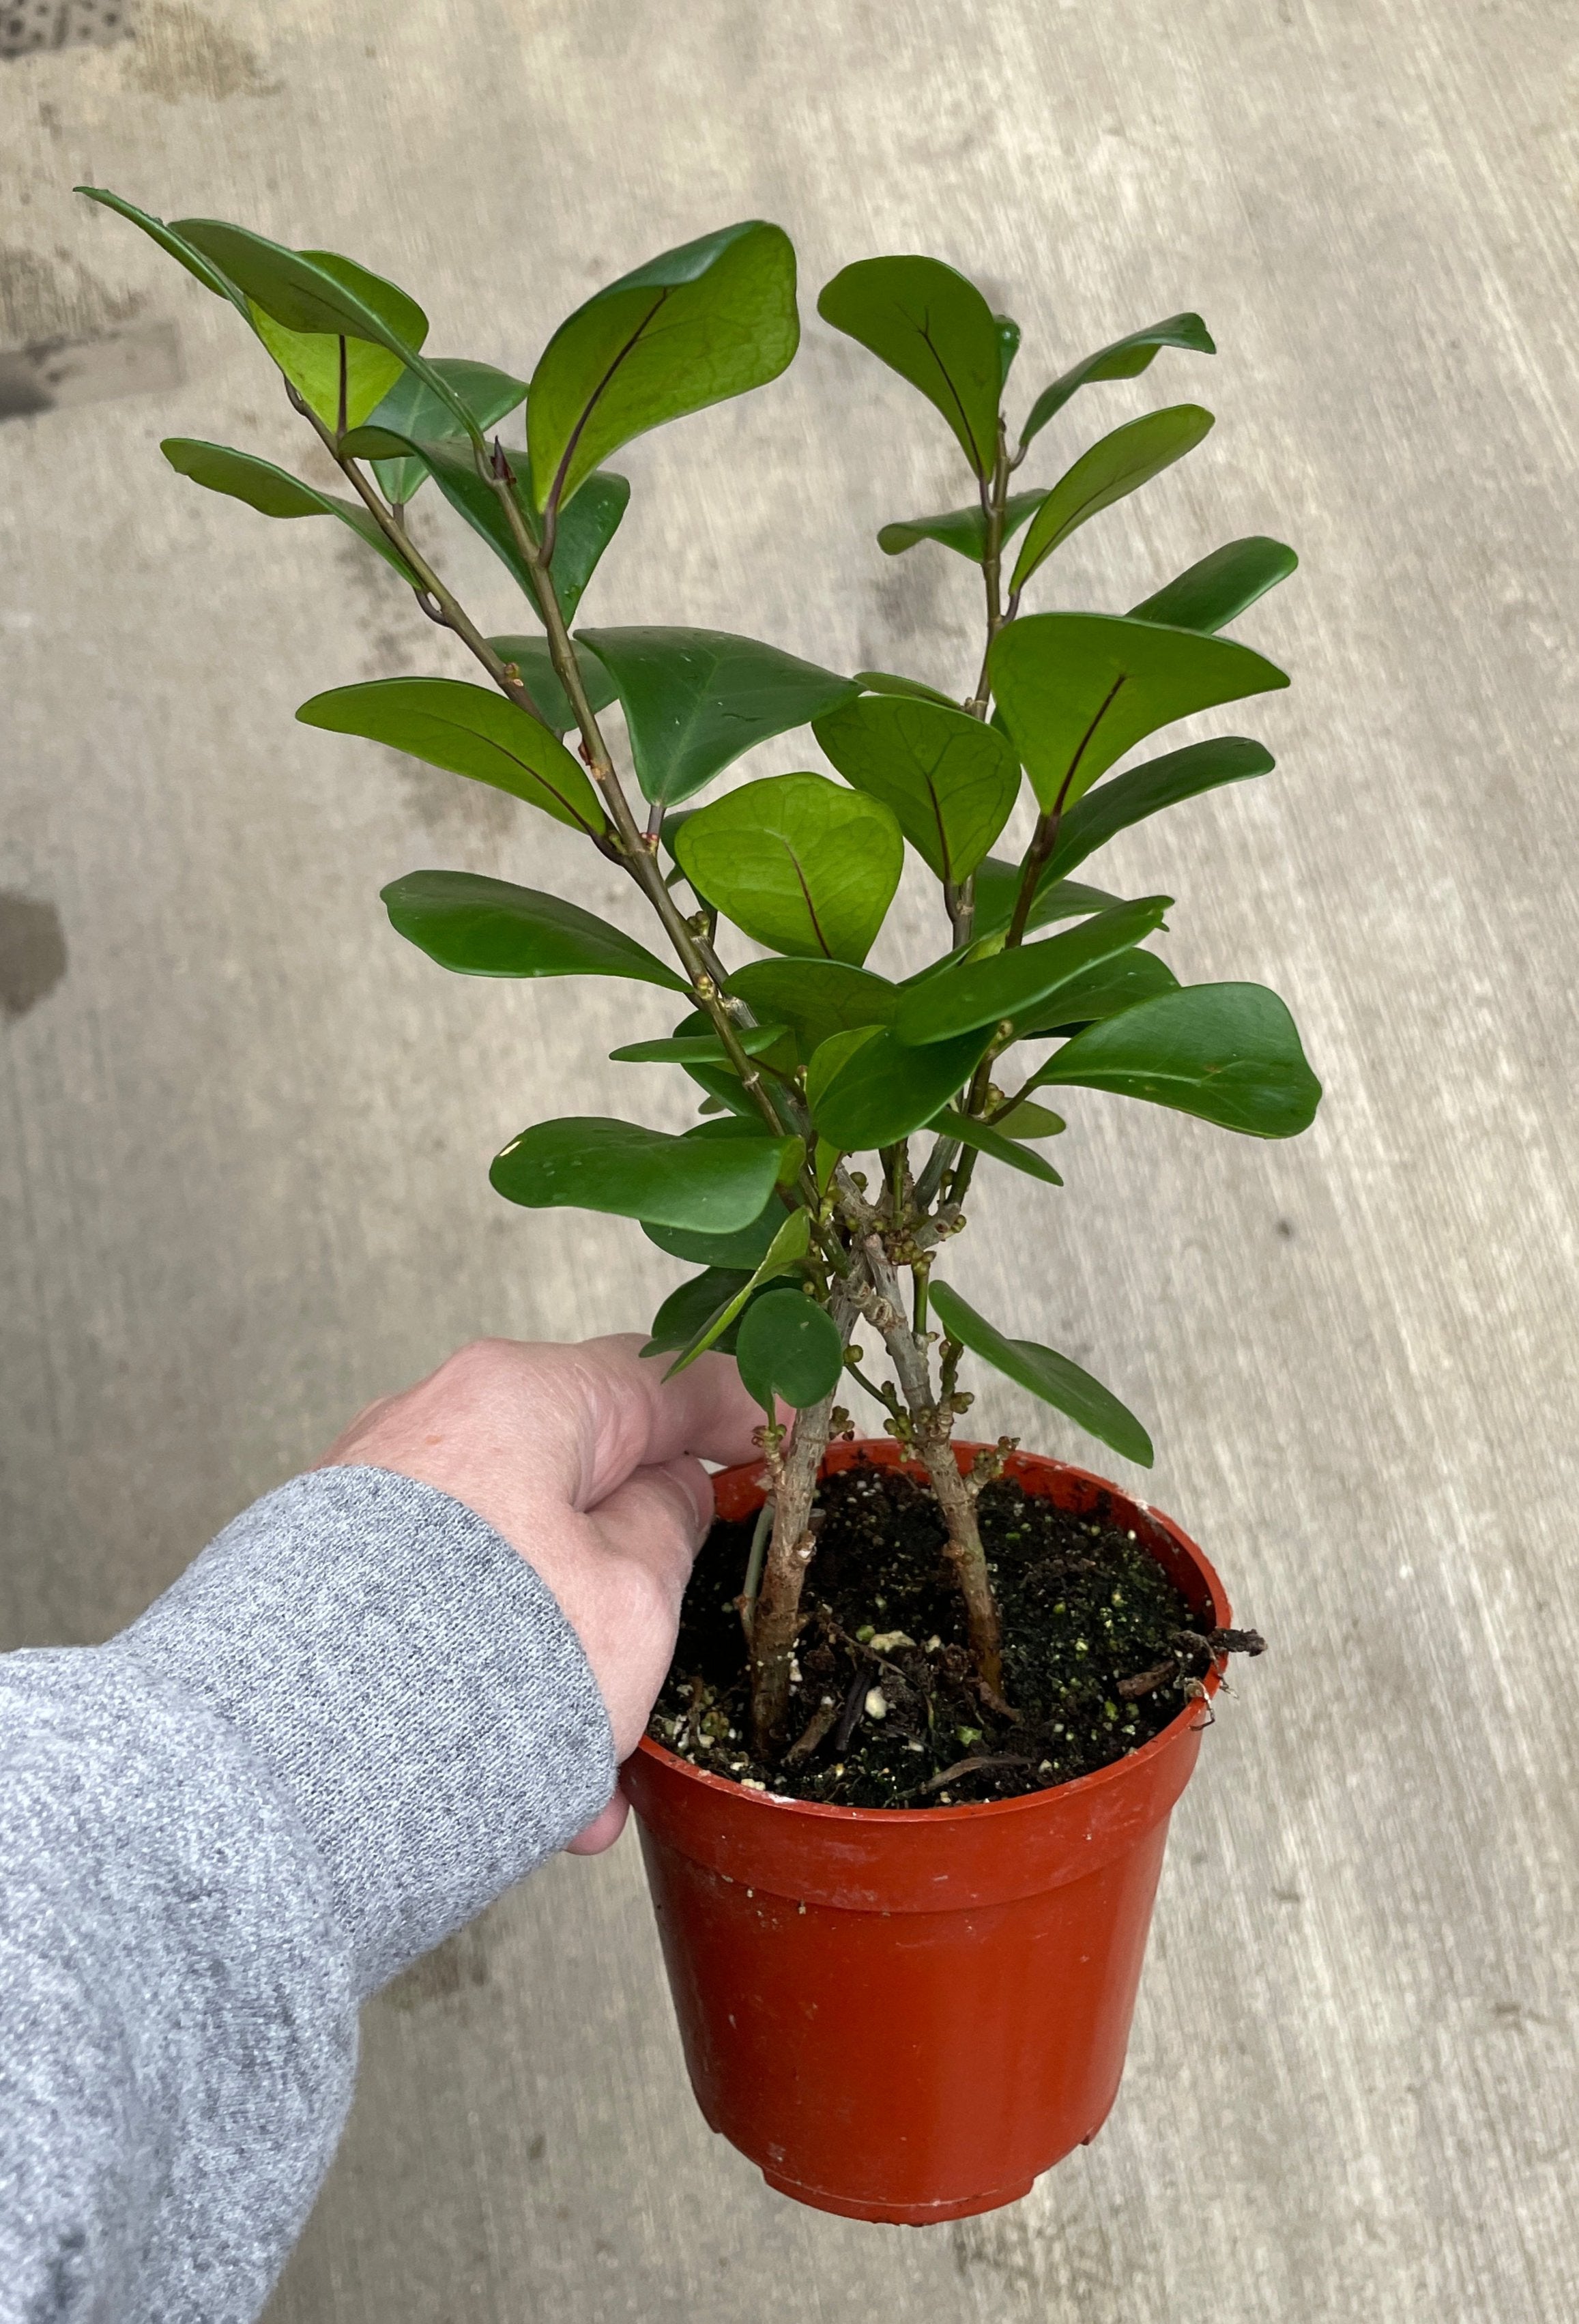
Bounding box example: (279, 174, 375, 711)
(105, 1465, 618, 1995)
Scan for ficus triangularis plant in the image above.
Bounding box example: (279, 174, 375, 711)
(84, 187, 1321, 1755)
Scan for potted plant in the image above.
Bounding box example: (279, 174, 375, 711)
(84, 185, 1319, 2224)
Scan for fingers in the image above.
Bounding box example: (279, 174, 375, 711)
(587, 1455, 713, 1595)
(564, 1792, 630, 1855)
(548, 1335, 766, 1511)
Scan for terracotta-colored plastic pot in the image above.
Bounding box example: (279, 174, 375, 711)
(622, 1439, 1230, 2226)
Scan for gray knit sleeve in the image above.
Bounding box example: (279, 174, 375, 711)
(0, 1465, 618, 2324)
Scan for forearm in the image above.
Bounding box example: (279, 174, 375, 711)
(0, 1466, 616, 2324)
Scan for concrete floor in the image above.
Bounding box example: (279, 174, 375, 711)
(3, 1, 1578, 2316)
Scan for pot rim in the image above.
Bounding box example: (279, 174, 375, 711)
(633, 1440, 1230, 1829)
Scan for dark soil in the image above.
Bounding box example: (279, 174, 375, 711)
(650, 1458, 1260, 1808)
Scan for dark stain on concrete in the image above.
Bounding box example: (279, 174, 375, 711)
(123, 1, 276, 99)
(0, 893, 68, 1020)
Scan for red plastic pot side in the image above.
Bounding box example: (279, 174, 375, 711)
(622, 1439, 1231, 2226)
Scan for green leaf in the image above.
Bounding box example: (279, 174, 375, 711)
(970, 867, 1127, 942)
(813, 695, 1019, 884)
(610, 1023, 790, 1064)
(338, 429, 631, 623)
(364, 358, 528, 506)
(990, 612, 1289, 815)
(995, 313, 1022, 389)
(379, 871, 683, 988)
(77, 186, 252, 313)
(931, 1107, 1064, 1185)
(527, 220, 798, 514)
(675, 774, 903, 964)
(485, 637, 619, 734)
(490, 1116, 798, 1228)
(803, 1025, 883, 1118)
(854, 669, 961, 710)
(1009, 406, 1215, 596)
(1019, 313, 1214, 449)
(644, 1268, 752, 1356)
(894, 897, 1170, 1046)
(817, 255, 1002, 478)
(993, 1099, 1065, 1138)
(809, 1023, 991, 1152)
(1028, 983, 1322, 1137)
(876, 489, 1047, 562)
(735, 1287, 845, 1413)
(246, 252, 430, 431)
(665, 1208, 813, 1375)
(1013, 946, 1179, 1036)
(296, 678, 606, 837)
(575, 628, 857, 807)
(727, 957, 899, 1056)
(930, 1281, 1153, 1466)
(159, 439, 420, 579)
(643, 1197, 787, 1270)
(170, 218, 475, 437)
(1043, 736, 1275, 883)
(1129, 536, 1298, 634)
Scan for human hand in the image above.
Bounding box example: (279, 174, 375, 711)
(317, 1334, 763, 1854)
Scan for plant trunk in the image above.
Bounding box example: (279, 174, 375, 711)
(916, 1419, 1003, 1694)
(749, 1388, 836, 1753)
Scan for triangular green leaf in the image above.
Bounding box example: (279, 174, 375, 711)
(490, 1116, 797, 1228)
(895, 897, 1170, 1046)
(1009, 405, 1215, 596)
(1129, 536, 1298, 635)
(817, 255, 1002, 478)
(160, 439, 420, 579)
(1043, 736, 1276, 883)
(1028, 982, 1322, 1137)
(930, 1281, 1153, 1466)
(297, 678, 606, 837)
(813, 695, 1019, 884)
(527, 221, 798, 514)
(675, 774, 903, 964)
(1019, 313, 1214, 449)
(575, 628, 857, 807)
(876, 489, 1047, 562)
(990, 612, 1288, 815)
(379, 871, 684, 988)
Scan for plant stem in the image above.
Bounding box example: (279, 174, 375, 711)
(739, 1494, 774, 1639)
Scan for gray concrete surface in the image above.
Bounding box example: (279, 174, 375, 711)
(3, 1, 1577, 2316)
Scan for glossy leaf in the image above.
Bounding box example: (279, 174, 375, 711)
(170, 218, 474, 436)
(1043, 737, 1276, 882)
(970, 867, 1127, 942)
(813, 695, 1019, 884)
(527, 220, 798, 514)
(995, 313, 1022, 388)
(930, 1282, 1153, 1466)
(380, 871, 683, 988)
(817, 255, 1002, 478)
(990, 612, 1289, 815)
(895, 897, 1170, 1047)
(1009, 406, 1215, 596)
(930, 1108, 1063, 1185)
(338, 428, 630, 623)
(296, 678, 606, 837)
(809, 1023, 991, 1152)
(644, 1268, 752, 1356)
(1013, 946, 1179, 1036)
(76, 186, 250, 314)
(489, 1116, 797, 1229)
(877, 489, 1047, 562)
(575, 628, 857, 807)
(1019, 313, 1214, 449)
(160, 439, 420, 579)
(246, 252, 429, 431)
(487, 637, 619, 734)
(365, 358, 527, 506)
(992, 1099, 1066, 1138)
(675, 774, 903, 964)
(1028, 983, 1322, 1137)
(609, 1023, 790, 1064)
(643, 1197, 787, 1271)
(727, 958, 899, 1056)
(1129, 536, 1298, 634)
(854, 669, 960, 710)
(735, 1287, 845, 1413)
(665, 1208, 813, 1375)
